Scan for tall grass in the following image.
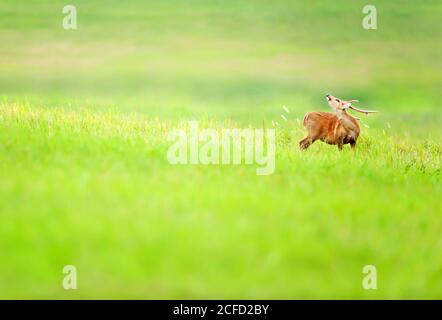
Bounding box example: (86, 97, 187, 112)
(0, 103, 440, 298)
(0, 0, 441, 298)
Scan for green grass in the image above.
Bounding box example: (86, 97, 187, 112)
(1, 103, 440, 299)
(0, 0, 441, 298)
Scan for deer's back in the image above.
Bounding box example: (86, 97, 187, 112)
(303, 111, 347, 144)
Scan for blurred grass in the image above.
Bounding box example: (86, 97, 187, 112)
(0, 0, 441, 298)
(0, 103, 440, 299)
(1, 0, 441, 122)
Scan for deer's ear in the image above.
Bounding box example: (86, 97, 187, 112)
(343, 103, 352, 109)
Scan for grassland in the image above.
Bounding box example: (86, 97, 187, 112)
(0, 0, 441, 298)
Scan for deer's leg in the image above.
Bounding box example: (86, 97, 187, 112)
(337, 143, 343, 151)
(350, 141, 356, 150)
(299, 136, 312, 151)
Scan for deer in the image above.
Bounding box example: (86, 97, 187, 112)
(299, 94, 377, 151)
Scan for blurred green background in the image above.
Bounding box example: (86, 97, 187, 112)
(0, 0, 441, 298)
(1, 0, 441, 125)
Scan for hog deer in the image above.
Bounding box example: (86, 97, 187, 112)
(299, 94, 377, 151)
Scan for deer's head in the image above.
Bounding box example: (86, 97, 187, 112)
(325, 94, 378, 115)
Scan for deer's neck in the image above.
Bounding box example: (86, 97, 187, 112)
(336, 110, 358, 132)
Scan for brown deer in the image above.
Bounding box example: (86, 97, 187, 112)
(299, 94, 377, 151)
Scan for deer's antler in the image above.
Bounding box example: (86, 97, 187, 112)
(349, 105, 378, 115)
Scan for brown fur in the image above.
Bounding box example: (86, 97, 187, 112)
(299, 110, 360, 151)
